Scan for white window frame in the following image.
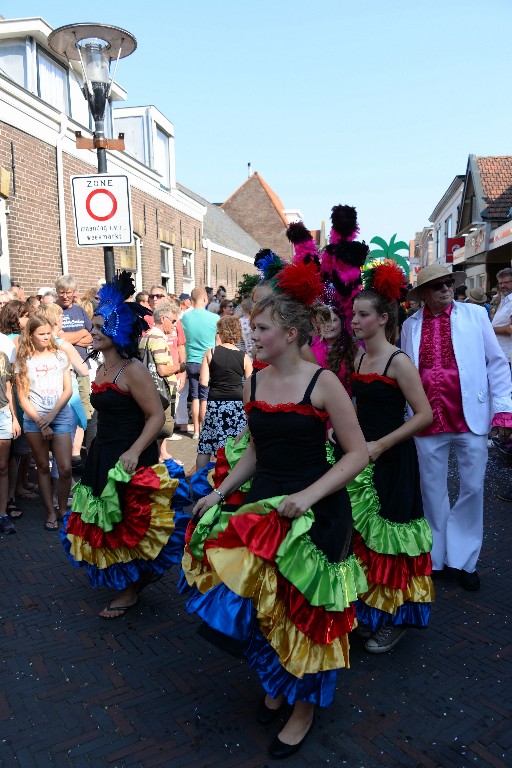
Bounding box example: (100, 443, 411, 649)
(36, 46, 70, 114)
(182, 248, 194, 293)
(160, 243, 175, 294)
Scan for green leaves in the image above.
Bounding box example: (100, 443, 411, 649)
(366, 233, 410, 275)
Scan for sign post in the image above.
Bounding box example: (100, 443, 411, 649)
(71, 174, 133, 251)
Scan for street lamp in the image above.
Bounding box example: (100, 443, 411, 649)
(48, 23, 137, 281)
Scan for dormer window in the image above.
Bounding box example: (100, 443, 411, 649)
(155, 126, 170, 188)
(37, 46, 69, 113)
(0, 40, 27, 88)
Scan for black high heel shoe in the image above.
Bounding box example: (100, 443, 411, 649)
(268, 715, 315, 759)
(257, 696, 285, 725)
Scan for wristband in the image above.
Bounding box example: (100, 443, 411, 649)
(212, 488, 225, 503)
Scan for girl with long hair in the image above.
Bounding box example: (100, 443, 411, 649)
(14, 315, 72, 529)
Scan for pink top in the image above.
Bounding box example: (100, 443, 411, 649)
(417, 304, 469, 436)
(310, 337, 351, 395)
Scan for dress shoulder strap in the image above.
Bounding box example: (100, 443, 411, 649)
(113, 361, 131, 384)
(382, 350, 404, 377)
(356, 352, 366, 373)
(302, 368, 323, 404)
(249, 370, 258, 401)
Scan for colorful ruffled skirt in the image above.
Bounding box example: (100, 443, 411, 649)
(348, 464, 434, 630)
(61, 460, 179, 590)
(181, 493, 367, 707)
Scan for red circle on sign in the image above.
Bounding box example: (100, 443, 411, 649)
(85, 189, 118, 221)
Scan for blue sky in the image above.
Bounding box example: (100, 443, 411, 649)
(4, 1, 512, 245)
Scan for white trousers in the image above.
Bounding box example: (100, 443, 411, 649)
(414, 432, 488, 573)
(175, 377, 189, 426)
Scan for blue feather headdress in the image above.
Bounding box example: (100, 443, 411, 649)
(95, 271, 148, 357)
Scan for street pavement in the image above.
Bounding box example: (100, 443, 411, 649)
(1, 434, 511, 768)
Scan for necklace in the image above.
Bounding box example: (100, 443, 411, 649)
(102, 358, 122, 376)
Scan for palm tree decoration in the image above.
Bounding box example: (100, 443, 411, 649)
(365, 234, 410, 276)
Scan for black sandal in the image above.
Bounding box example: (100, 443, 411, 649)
(7, 499, 23, 519)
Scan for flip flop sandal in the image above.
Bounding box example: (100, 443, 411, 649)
(7, 500, 23, 519)
(43, 519, 59, 531)
(16, 490, 39, 499)
(99, 600, 138, 619)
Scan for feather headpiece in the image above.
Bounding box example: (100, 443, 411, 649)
(256, 249, 285, 282)
(276, 259, 324, 307)
(95, 271, 148, 355)
(362, 259, 408, 302)
(286, 221, 320, 268)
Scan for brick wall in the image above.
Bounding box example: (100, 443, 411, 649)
(0, 123, 207, 297)
(209, 250, 258, 299)
(222, 175, 294, 261)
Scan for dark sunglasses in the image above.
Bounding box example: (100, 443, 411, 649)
(150, 293, 165, 299)
(429, 279, 455, 291)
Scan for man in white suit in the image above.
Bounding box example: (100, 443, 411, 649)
(401, 265, 512, 591)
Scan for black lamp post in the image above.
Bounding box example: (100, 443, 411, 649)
(48, 23, 136, 281)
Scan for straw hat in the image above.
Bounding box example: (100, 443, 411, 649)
(465, 287, 487, 305)
(407, 264, 466, 300)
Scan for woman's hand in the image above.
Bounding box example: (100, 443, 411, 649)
(119, 448, 141, 474)
(12, 417, 21, 440)
(192, 492, 221, 518)
(41, 425, 53, 441)
(367, 440, 385, 462)
(276, 492, 313, 519)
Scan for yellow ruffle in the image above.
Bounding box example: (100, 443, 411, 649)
(205, 545, 350, 677)
(361, 575, 435, 614)
(68, 465, 178, 567)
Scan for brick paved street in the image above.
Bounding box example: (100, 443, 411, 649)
(1, 434, 511, 768)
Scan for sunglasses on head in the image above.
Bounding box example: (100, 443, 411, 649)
(429, 278, 455, 291)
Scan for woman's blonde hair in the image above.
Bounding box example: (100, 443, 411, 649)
(36, 302, 63, 328)
(15, 315, 65, 395)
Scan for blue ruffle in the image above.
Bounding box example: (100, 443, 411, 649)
(167, 508, 190, 565)
(163, 459, 192, 511)
(356, 599, 432, 631)
(185, 582, 337, 707)
(188, 463, 215, 500)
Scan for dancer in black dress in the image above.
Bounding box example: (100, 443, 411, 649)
(61, 273, 177, 618)
(349, 260, 435, 652)
(182, 282, 368, 759)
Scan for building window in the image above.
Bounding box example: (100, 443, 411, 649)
(161, 244, 175, 293)
(182, 249, 194, 280)
(37, 47, 69, 113)
(436, 228, 441, 261)
(0, 40, 27, 88)
(155, 126, 170, 188)
(444, 215, 452, 239)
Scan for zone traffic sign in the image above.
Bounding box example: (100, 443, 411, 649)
(71, 174, 133, 247)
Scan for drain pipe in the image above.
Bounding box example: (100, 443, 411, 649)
(56, 113, 69, 275)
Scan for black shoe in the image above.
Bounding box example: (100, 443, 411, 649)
(268, 716, 315, 759)
(458, 569, 480, 591)
(257, 697, 284, 725)
(496, 488, 512, 502)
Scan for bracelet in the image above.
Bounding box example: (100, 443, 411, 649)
(212, 488, 225, 503)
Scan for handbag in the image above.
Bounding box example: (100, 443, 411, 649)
(140, 339, 171, 410)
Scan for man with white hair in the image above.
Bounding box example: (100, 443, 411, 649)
(401, 264, 512, 591)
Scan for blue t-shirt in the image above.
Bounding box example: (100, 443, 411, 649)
(61, 304, 92, 363)
(181, 309, 219, 363)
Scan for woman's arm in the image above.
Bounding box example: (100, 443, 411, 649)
(6, 380, 20, 439)
(276, 370, 369, 519)
(59, 340, 89, 376)
(199, 349, 212, 388)
(366, 353, 433, 462)
(15, 379, 43, 423)
(117, 361, 165, 472)
(243, 354, 253, 379)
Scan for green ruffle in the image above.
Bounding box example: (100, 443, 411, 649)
(71, 460, 132, 532)
(189, 496, 368, 612)
(325, 441, 336, 466)
(348, 464, 432, 556)
(224, 434, 253, 492)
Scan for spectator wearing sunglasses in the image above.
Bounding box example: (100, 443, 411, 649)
(401, 265, 512, 592)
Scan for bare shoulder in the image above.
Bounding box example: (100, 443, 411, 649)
(122, 358, 152, 383)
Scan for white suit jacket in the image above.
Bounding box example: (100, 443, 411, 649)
(400, 301, 512, 435)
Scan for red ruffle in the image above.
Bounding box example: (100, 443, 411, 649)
(207, 509, 291, 561)
(212, 448, 248, 506)
(91, 381, 131, 396)
(277, 575, 356, 643)
(66, 466, 159, 548)
(353, 531, 432, 589)
(352, 373, 399, 388)
(245, 401, 328, 420)
(252, 360, 269, 371)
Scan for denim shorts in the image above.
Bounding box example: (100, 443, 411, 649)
(0, 404, 13, 440)
(186, 362, 209, 401)
(23, 405, 72, 435)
